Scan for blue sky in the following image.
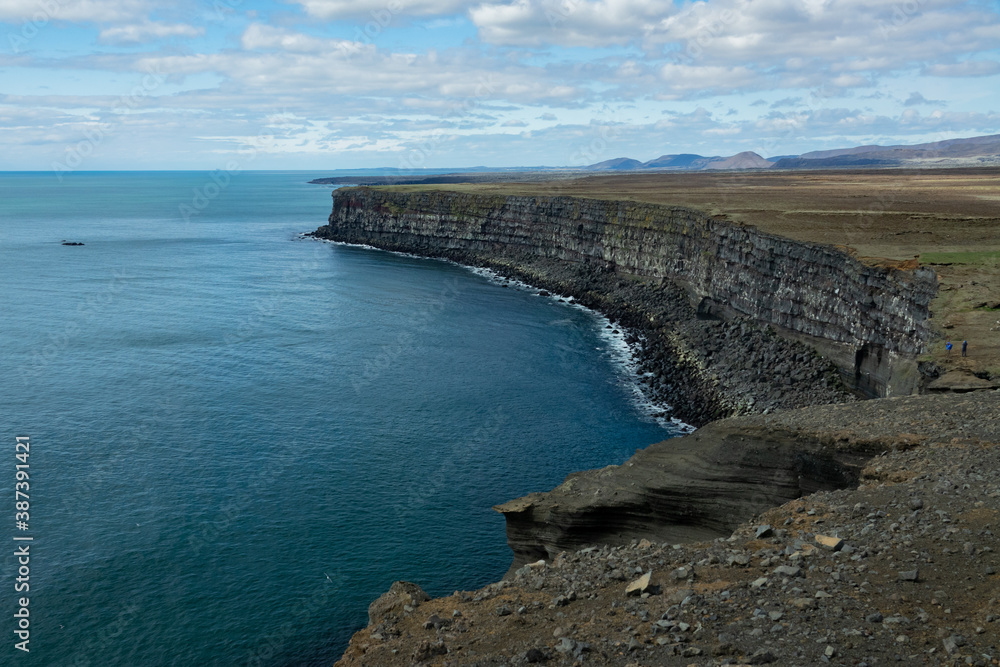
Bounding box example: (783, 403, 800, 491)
(1, 0, 999, 170)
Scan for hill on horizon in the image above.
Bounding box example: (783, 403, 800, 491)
(585, 133, 1000, 171)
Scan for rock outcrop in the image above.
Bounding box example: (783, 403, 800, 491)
(494, 391, 988, 571)
(337, 391, 1000, 667)
(311, 186, 972, 667)
(314, 187, 937, 415)
(494, 418, 879, 573)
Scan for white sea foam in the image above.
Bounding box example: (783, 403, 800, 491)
(306, 235, 694, 433)
(464, 264, 694, 433)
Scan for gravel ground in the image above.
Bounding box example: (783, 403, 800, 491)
(336, 392, 1000, 667)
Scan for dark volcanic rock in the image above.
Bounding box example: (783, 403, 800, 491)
(337, 399, 1000, 666)
(313, 187, 937, 414)
(494, 391, 1000, 570)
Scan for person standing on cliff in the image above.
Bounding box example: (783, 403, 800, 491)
(962, 340, 968, 357)
(946, 341, 953, 354)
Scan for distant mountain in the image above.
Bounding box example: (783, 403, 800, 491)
(773, 133, 1000, 169)
(581, 133, 1000, 172)
(584, 151, 773, 171)
(771, 155, 899, 170)
(704, 151, 774, 170)
(642, 153, 709, 169)
(586, 157, 646, 170)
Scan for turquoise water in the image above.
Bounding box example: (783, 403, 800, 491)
(0, 171, 680, 665)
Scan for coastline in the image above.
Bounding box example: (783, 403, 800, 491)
(306, 233, 694, 433)
(309, 183, 999, 666)
(338, 391, 1000, 666)
(311, 186, 934, 422)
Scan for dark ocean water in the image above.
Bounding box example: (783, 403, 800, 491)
(0, 171, 683, 665)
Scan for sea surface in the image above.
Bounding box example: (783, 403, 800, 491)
(0, 171, 683, 665)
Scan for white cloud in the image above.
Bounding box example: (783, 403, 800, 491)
(904, 92, 945, 106)
(292, 0, 468, 20)
(120, 32, 588, 107)
(923, 60, 1000, 77)
(1, 0, 997, 169)
(240, 23, 363, 54)
(470, 0, 1000, 97)
(658, 63, 760, 95)
(98, 21, 204, 45)
(471, 0, 667, 47)
(0, 0, 152, 22)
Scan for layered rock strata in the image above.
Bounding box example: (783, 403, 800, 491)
(337, 391, 1000, 667)
(314, 187, 937, 424)
(313, 186, 961, 666)
(494, 391, 979, 570)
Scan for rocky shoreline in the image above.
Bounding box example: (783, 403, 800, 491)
(337, 392, 999, 667)
(310, 186, 997, 666)
(309, 188, 883, 426)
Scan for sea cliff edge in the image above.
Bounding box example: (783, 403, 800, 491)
(311, 186, 999, 666)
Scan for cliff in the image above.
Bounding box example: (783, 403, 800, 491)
(314, 187, 937, 420)
(337, 391, 1000, 667)
(494, 416, 880, 572)
(311, 186, 999, 667)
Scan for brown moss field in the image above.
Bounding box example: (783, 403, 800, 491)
(384, 168, 1000, 381)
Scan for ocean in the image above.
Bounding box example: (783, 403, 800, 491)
(0, 171, 682, 665)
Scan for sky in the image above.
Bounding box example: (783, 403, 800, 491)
(1, 0, 999, 170)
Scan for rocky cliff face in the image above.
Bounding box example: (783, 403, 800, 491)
(337, 391, 1000, 667)
(494, 417, 880, 572)
(316, 187, 937, 409)
(316, 187, 965, 666)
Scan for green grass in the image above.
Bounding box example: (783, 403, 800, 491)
(920, 250, 1000, 265)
